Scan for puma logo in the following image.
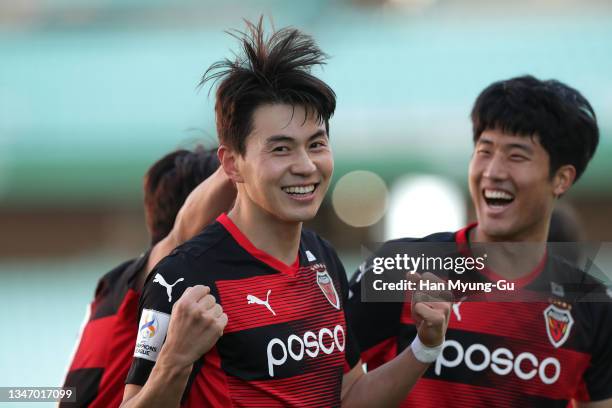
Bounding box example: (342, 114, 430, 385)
(247, 289, 276, 316)
(153, 273, 184, 302)
(452, 297, 468, 322)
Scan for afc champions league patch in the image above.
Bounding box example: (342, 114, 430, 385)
(543, 304, 574, 348)
(315, 265, 340, 310)
(134, 309, 171, 361)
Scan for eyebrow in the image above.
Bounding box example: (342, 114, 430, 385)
(265, 129, 327, 145)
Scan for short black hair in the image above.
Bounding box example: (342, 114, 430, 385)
(200, 17, 335, 155)
(143, 146, 219, 245)
(471, 75, 599, 182)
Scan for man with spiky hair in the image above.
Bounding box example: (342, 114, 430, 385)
(121, 19, 450, 408)
(347, 76, 612, 407)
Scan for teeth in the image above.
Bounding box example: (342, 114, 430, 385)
(283, 185, 315, 194)
(484, 189, 514, 200)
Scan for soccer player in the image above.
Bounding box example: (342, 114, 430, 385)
(62, 146, 235, 408)
(347, 76, 612, 407)
(121, 19, 450, 408)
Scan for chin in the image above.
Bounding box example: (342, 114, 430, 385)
(479, 218, 516, 241)
(278, 207, 319, 223)
(486, 226, 526, 242)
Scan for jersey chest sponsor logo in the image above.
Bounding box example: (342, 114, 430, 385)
(313, 264, 340, 310)
(435, 340, 561, 385)
(266, 325, 345, 377)
(543, 304, 574, 348)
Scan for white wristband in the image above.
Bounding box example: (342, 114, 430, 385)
(410, 336, 443, 363)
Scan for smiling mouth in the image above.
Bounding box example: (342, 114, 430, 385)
(281, 183, 318, 196)
(483, 189, 515, 208)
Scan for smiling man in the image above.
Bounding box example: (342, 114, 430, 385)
(120, 19, 450, 408)
(347, 76, 612, 407)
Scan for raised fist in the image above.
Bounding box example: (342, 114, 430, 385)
(160, 285, 228, 368)
(409, 272, 451, 347)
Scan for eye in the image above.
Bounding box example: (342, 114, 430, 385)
(476, 148, 491, 156)
(310, 140, 327, 149)
(510, 154, 527, 162)
(272, 145, 290, 153)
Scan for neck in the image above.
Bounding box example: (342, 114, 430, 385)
(472, 223, 549, 244)
(469, 226, 547, 280)
(228, 197, 302, 266)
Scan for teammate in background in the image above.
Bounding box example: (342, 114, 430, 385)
(347, 76, 612, 407)
(121, 19, 450, 408)
(61, 146, 235, 408)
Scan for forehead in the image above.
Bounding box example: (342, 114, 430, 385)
(249, 104, 326, 141)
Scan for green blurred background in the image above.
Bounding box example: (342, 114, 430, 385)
(1, 0, 612, 403)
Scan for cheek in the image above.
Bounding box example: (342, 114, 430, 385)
(315, 150, 334, 173)
(252, 157, 284, 180)
(320, 156, 334, 178)
(516, 166, 550, 191)
(515, 173, 554, 209)
(468, 161, 480, 192)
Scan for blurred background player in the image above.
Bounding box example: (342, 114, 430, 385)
(347, 76, 612, 407)
(61, 146, 235, 408)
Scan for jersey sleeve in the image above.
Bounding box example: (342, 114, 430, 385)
(576, 298, 612, 401)
(345, 248, 403, 370)
(125, 251, 193, 386)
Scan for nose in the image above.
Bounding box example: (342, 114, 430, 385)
(291, 149, 317, 176)
(482, 152, 508, 181)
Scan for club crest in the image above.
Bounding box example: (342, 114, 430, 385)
(316, 270, 340, 310)
(543, 304, 574, 348)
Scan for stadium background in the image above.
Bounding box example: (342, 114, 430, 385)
(1, 0, 611, 403)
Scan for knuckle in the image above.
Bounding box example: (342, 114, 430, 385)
(201, 312, 214, 324)
(173, 300, 185, 313)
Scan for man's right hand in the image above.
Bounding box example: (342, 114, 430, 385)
(409, 272, 451, 347)
(158, 285, 228, 370)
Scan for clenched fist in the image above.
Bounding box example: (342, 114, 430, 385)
(159, 285, 228, 369)
(409, 272, 451, 347)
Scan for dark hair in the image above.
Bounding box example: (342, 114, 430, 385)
(200, 17, 335, 155)
(471, 75, 599, 182)
(143, 146, 219, 245)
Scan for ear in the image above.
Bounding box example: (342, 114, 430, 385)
(552, 165, 576, 197)
(218, 145, 244, 184)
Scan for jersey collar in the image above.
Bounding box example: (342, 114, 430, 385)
(217, 213, 300, 277)
(454, 223, 546, 288)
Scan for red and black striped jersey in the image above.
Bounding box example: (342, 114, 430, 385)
(61, 251, 150, 408)
(347, 225, 612, 408)
(126, 214, 360, 407)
